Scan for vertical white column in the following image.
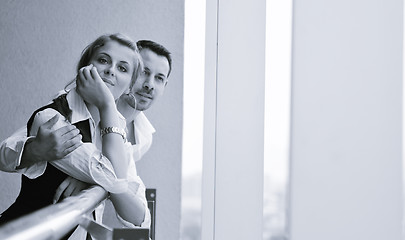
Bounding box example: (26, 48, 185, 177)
(202, 0, 266, 239)
(201, 0, 218, 238)
(290, 0, 403, 239)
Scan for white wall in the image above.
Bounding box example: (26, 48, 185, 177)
(0, 1, 184, 239)
(289, 0, 403, 239)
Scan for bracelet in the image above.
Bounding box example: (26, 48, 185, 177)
(100, 127, 127, 141)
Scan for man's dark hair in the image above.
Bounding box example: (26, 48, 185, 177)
(137, 40, 172, 78)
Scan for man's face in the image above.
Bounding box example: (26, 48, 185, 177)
(131, 48, 170, 111)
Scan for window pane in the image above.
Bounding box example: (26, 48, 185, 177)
(264, 0, 292, 239)
(181, 0, 206, 239)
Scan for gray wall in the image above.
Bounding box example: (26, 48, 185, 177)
(0, 1, 184, 239)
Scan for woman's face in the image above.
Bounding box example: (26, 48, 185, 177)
(89, 41, 135, 99)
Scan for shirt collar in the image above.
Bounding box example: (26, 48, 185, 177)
(133, 111, 156, 134)
(66, 88, 92, 124)
(66, 88, 126, 125)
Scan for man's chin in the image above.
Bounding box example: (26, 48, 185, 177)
(136, 103, 151, 111)
(120, 94, 137, 108)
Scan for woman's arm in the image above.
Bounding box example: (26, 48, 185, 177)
(77, 65, 147, 225)
(31, 107, 147, 226)
(99, 104, 146, 225)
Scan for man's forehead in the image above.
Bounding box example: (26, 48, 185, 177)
(140, 49, 170, 77)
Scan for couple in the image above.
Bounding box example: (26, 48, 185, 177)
(0, 33, 171, 239)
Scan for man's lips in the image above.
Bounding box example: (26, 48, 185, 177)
(136, 92, 153, 99)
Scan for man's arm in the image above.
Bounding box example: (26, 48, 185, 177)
(0, 115, 82, 176)
(0, 127, 29, 172)
(18, 115, 82, 169)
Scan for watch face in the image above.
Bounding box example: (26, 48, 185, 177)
(112, 228, 149, 240)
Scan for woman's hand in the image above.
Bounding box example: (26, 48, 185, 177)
(76, 64, 115, 109)
(53, 176, 91, 203)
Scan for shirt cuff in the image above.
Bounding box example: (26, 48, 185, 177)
(15, 136, 34, 168)
(14, 136, 47, 179)
(116, 201, 151, 229)
(88, 151, 140, 194)
(17, 161, 48, 179)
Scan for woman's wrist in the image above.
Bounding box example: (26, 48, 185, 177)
(100, 126, 127, 141)
(98, 99, 116, 112)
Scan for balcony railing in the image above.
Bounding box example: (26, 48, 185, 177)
(0, 186, 156, 240)
(0, 185, 107, 240)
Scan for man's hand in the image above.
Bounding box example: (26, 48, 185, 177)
(18, 115, 82, 168)
(53, 176, 91, 203)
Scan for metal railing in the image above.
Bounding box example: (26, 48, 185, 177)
(0, 187, 156, 240)
(0, 185, 108, 240)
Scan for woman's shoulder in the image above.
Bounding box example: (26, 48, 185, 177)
(27, 94, 70, 129)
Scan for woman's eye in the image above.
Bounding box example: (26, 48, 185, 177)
(118, 66, 127, 72)
(98, 58, 108, 64)
(157, 76, 164, 82)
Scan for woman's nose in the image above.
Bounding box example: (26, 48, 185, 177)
(104, 66, 115, 76)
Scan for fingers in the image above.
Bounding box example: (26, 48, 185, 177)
(77, 69, 85, 86)
(62, 135, 83, 155)
(80, 64, 97, 81)
(42, 114, 59, 129)
(53, 177, 71, 203)
(59, 126, 82, 156)
(53, 177, 87, 203)
(56, 125, 80, 141)
(71, 184, 85, 196)
(77, 65, 93, 90)
(63, 183, 76, 199)
(82, 66, 92, 81)
(54, 177, 91, 204)
(90, 66, 102, 82)
(47, 125, 82, 159)
(71, 180, 90, 196)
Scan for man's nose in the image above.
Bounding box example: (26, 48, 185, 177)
(143, 76, 154, 90)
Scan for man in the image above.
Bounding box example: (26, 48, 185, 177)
(0, 39, 172, 212)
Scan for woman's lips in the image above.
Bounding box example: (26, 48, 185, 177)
(102, 78, 115, 86)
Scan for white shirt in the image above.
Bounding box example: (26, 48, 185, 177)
(0, 94, 155, 175)
(0, 90, 152, 238)
(130, 111, 155, 162)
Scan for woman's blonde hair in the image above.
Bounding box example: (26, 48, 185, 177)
(65, 33, 143, 91)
